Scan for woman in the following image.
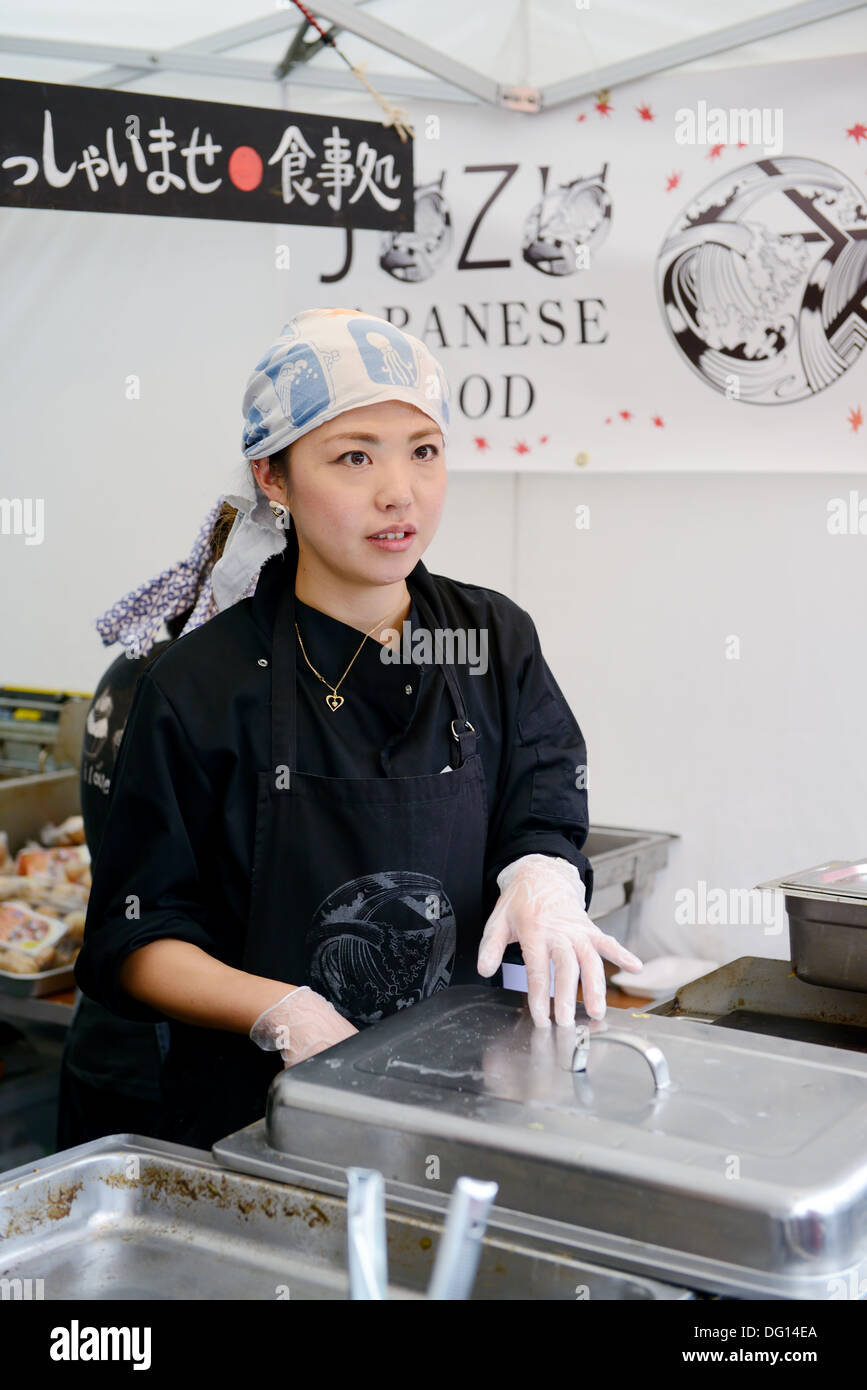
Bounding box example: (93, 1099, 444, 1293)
(76, 308, 641, 1151)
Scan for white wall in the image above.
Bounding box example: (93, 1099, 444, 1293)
(425, 469, 867, 964)
(2, 36, 865, 966)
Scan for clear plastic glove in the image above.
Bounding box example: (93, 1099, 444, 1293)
(249, 985, 358, 1067)
(476, 854, 643, 1025)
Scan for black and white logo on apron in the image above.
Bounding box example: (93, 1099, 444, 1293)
(306, 870, 456, 1026)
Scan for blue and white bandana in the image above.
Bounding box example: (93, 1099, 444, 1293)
(240, 306, 450, 461)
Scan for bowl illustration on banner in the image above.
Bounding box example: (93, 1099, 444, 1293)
(656, 156, 867, 403)
(379, 174, 453, 282)
(522, 164, 612, 276)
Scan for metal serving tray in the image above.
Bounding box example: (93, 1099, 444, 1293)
(756, 860, 867, 992)
(0, 768, 80, 842)
(0, 768, 81, 1001)
(583, 826, 677, 895)
(234, 985, 867, 1300)
(0, 1136, 692, 1300)
(648, 956, 867, 1039)
(0, 964, 75, 998)
(788, 907, 867, 991)
(582, 825, 678, 942)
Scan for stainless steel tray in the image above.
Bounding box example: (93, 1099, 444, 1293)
(0, 769, 80, 851)
(0, 765, 81, 1000)
(249, 985, 867, 1300)
(649, 955, 867, 1031)
(583, 825, 677, 894)
(582, 825, 678, 942)
(755, 861, 867, 991)
(788, 910, 867, 992)
(0, 1135, 692, 1300)
(0, 964, 75, 998)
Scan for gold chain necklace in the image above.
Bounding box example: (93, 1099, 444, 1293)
(295, 594, 407, 712)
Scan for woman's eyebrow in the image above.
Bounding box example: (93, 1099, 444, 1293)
(324, 428, 441, 444)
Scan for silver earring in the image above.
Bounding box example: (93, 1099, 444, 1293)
(269, 501, 290, 530)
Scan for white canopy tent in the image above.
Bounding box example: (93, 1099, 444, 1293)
(1, 0, 866, 104)
(1, 2, 866, 966)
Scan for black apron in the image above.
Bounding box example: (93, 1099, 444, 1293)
(159, 550, 493, 1149)
(244, 569, 491, 1014)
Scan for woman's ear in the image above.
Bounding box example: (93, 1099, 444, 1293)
(250, 455, 287, 505)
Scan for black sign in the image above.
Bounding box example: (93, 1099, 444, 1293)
(0, 77, 414, 229)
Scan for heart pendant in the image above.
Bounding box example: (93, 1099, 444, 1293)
(326, 693, 344, 711)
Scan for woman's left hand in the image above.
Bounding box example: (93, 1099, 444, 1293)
(476, 854, 643, 1025)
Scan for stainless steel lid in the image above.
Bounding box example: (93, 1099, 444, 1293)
(262, 986, 867, 1299)
(757, 857, 867, 904)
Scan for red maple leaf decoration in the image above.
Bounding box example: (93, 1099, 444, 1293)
(595, 99, 614, 117)
(707, 144, 725, 159)
(846, 122, 867, 143)
(604, 417, 613, 425)
(651, 415, 665, 428)
(473, 437, 490, 450)
(619, 410, 632, 421)
(665, 171, 682, 191)
(576, 112, 587, 123)
(848, 406, 863, 432)
(513, 441, 530, 455)
(636, 104, 654, 121)
(538, 435, 549, 444)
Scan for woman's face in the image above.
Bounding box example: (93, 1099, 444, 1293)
(262, 399, 446, 590)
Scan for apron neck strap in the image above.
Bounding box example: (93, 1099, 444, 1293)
(270, 578, 297, 771)
(411, 587, 476, 765)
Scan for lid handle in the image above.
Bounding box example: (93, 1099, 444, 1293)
(572, 1026, 671, 1092)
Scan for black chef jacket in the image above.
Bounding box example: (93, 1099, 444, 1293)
(63, 642, 173, 1106)
(76, 544, 593, 1039)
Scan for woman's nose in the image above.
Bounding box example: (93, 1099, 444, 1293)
(374, 465, 415, 509)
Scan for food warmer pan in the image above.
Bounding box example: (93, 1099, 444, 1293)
(214, 984, 867, 1301)
(0, 1135, 692, 1300)
(757, 857, 867, 992)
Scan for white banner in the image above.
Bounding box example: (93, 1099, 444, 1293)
(293, 51, 867, 472)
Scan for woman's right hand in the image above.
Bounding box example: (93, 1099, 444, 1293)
(249, 985, 358, 1067)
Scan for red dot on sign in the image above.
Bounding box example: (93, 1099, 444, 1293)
(228, 146, 263, 192)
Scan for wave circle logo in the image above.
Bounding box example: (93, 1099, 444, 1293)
(306, 870, 456, 1026)
(656, 157, 867, 403)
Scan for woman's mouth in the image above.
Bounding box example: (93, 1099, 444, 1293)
(366, 527, 416, 552)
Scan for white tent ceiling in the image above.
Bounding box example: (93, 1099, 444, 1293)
(0, 0, 865, 109)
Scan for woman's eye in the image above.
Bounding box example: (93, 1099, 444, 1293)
(337, 444, 440, 466)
